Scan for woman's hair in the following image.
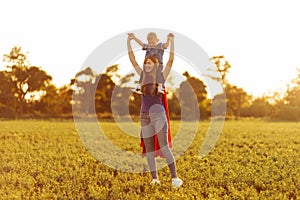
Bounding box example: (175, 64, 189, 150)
(141, 55, 159, 96)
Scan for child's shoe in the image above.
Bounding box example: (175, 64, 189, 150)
(132, 85, 142, 95)
(157, 84, 164, 94)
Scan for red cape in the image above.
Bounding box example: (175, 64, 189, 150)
(140, 90, 172, 158)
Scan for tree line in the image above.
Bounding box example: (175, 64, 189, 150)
(1, 46, 299, 121)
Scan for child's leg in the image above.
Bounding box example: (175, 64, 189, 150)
(132, 73, 143, 94)
(157, 64, 165, 94)
(157, 83, 164, 94)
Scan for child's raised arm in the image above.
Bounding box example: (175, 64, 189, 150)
(127, 33, 144, 47)
(163, 33, 174, 49)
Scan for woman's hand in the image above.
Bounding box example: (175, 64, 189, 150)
(127, 33, 134, 41)
(168, 33, 174, 41)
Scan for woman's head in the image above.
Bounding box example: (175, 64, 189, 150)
(143, 55, 159, 73)
(141, 55, 160, 95)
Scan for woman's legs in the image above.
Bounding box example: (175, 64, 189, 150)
(141, 112, 178, 179)
(152, 113, 178, 178)
(156, 124, 177, 178)
(141, 113, 158, 179)
(143, 136, 158, 179)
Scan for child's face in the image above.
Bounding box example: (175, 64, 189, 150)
(147, 36, 159, 48)
(144, 58, 155, 73)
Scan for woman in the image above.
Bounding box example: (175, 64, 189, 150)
(127, 33, 183, 187)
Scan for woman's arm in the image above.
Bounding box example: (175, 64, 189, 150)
(163, 33, 174, 49)
(163, 34, 174, 79)
(128, 33, 144, 48)
(127, 36, 142, 76)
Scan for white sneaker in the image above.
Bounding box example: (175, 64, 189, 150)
(131, 85, 143, 95)
(150, 179, 160, 185)
(172, 177, 183, 188)
(157, 84, 164, 94)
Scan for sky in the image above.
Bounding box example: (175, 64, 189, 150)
(1, 0, 299, 97)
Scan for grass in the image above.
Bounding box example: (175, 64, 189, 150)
(0, 119, 299, 199)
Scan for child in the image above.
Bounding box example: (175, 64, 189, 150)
(128, 32, 174, 95)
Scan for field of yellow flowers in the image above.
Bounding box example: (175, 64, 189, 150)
(0, 120, 299, 199)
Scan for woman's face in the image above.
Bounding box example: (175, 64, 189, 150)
(144, 58, 155, 73)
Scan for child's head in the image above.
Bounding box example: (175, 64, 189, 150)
(147, 32, 159, 48)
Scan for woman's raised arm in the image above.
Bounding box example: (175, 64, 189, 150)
(163, 33, 174, 79)
(127, 36, 142, 76)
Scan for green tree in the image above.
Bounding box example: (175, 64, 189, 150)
(73, 65, 135, 118)
(210, 55, 251, 119)
(57, 82, 74, 114)
(0, 71, 16, 117)
(211, 93, 226, 117)
(167, 92, 181, 120)
(225, 85, 250, 119)
(209, 55, 231, 119)
(34, 82, 73, 116)
(73, 67, 97, 115)
(285, 68, 300, 107)
(110, 67, 141, 118)
(95, 73, 116, 114)
(274, 68, 300, 120)
(3, 46, 52, 114)
(243, 96, 272, 118)
(33, 84, 59, 116)
(209, 55, 231, 86)
(178, 71, 209, 120)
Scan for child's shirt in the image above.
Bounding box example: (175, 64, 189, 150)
(142, 43, 166, 64)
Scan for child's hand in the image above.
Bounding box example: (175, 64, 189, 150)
(168, 33, 174, 40)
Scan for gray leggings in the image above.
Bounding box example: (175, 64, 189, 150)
(141, 112, 177, 179)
